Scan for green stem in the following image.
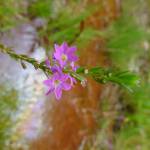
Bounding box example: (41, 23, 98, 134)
(0, 44, 52, 74)
(0, 44, 139, 91)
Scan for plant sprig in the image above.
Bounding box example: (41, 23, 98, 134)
(0, 44, 139, 92)
(0, 44, 52, 74)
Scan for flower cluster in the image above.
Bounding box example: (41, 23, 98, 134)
(43, 42, 78, 100)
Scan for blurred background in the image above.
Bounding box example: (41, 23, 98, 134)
(0, 0, 150, 150)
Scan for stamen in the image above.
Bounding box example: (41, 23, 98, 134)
(54, 80, 60, 86)
(61, 54, 68, 61)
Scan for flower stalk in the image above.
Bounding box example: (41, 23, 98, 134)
(0, 44, 52, 74)
(0, 43, 140, 100)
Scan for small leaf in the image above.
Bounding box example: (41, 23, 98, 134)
(33, 63, 39, 70)
(76, 67, 85, 73)
(89, 67, 104, 75)
(20, 60, 27, 69)
(109, 71, 140, 92)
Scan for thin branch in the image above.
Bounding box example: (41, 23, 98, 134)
(0, 44, 52, 74)
(0, 44, 139, 91)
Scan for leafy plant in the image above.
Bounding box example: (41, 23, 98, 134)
(28, 0, 53, 18)
(95, 0, 150, 149)
(0, 43, 139, 99)
(0, 0, 23, 31)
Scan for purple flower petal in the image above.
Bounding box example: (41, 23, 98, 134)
(54, 44, 60, 51)
(55, 86, 62, 100)
(43, 79, 52, 86)
(46, 87, 54, 95)
(71, 62, 78, 71)
(69, 55, 78, 62)
(69, 76, 77, 86)
(45, 58, 51, 69)
(62, 83, 71, 91)
(69, 46, 77, 52)
(51, 65, 62, 74)
(53, 42, 78, 68)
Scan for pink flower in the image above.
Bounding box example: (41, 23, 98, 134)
(44, 42, 79, 100)
(54, 42, 78, 68)
(43, 72, 71, 100)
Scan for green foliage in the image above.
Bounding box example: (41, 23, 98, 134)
(28, 0, 53, 18)
(90, 1, 150, 150)
(114, 83, 150, 150)
(37, 2, 102, 47)
(0, 0, 23, 31)
(0, 85, 18, 149)
(76, 27, 103, 47)
(0, 0, 102, 48)
(103, 16, 147, 69)
(77, 66, 139, 92)
(98, 0, 150, 149)
(106, 71, 139, 92)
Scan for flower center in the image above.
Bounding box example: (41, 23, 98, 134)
(61, 54, 68, 61)
(54, 80, 60, 86)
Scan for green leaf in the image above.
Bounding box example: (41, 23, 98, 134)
(109, 71, 140, 92)
(76, 67, 85, 73)
(88, 67, 104, 75)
